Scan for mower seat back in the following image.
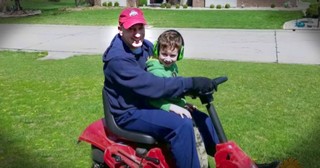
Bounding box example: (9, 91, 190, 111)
(102, 88, 157, 145)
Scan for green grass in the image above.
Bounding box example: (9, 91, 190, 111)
(302, 0, 318, 3)
(144, 10, 303, 29)
(0, 1, 304, 29)
(0, 51, 319, 167)
(0, 51, 103, 168)
(21, 0, 75, 10)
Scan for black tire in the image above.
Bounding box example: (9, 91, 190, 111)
(194, 126, 209, 168)
(91, 145, 108, 168)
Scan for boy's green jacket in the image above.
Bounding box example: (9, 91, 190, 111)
(146, 58, 186, 112)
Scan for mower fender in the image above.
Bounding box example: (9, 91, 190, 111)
(78, 118, 110, 151)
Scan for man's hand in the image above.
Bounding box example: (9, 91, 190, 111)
(169, 104, 192, 119)
(190, 77, 217, 94)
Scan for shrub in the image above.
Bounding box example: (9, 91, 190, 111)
(139, 0, 147, 6)
(48, 0, 60, 2)
(183, 4, 188, 8)
(160, 3, 166, 8)
(305, 3, 319, 18)
(210, 4, 214, 8)
(107, 1, 113, 7)
(225, 3, 230, 8)
(216, 4, 221, 9)
(102, 2, 107, 6)
(283, 1, 291, 8)
(175, 4, 180, 8)
(166, 3, 171, 8)
(114, 1, 119, 7)
(271, 4, 275, 8)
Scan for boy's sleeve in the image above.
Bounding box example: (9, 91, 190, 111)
(146, 58, 168, 77)
(149, 97, 187, 112)
(149, 98, 172, 112)
(173, 98, 187, 108)
(146, 60, 187, 111)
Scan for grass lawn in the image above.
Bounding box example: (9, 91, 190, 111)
(302, 0, 319, 3)
(0, 51, 319, 167)
(0, 0, 304, 29)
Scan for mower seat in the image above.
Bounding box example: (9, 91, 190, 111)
(102, 88, 157, 145)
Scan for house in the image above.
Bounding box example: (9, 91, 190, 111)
(237, 0, 298, 8)
(101, 0, 298, 8)
(185, 0, 298, 8)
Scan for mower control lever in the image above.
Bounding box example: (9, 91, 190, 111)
(205, 76, 228, 143)
(214, 76, 228, 87)
(198, 76, 228, 104)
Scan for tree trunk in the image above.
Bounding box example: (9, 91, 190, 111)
(127, 0, 137, 7)
(75, 0, 80, 7)
(93, 0, 101, 6)
(87, 0, 94, 6)
(0, 0, 7, 12)
(14, 0, 23, 11)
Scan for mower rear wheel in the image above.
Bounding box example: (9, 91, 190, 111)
(194, 126, 209, 168)
(91, 145, 108, 168)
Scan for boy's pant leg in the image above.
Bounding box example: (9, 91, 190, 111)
(115, 109, 201, 168)
(191, 110, 220, 156)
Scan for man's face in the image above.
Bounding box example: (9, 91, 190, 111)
(158, 47, 178, 67)
(119, 23, 145, 50)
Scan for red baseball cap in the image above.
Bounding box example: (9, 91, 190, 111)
(119, 8, 147, 29)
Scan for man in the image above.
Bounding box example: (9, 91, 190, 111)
(102, 7, 279, 168)
(102, 7, 217, 168)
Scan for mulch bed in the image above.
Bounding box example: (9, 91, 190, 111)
(0, 10, 41, 18)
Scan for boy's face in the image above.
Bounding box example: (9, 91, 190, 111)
(158, 47, 178, 67)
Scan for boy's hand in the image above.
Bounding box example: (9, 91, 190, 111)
(169, 104, 192, 119)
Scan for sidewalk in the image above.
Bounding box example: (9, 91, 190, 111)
(0, 24, 319, 65)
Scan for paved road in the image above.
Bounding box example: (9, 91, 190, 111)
(0, 24, 319, 65)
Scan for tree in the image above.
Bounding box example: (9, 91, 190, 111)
(318, 0, 320, 27)
(0, 0, 23, 12)
(0, 0, 6, 12)
(13, 0, 22, 11)
(1, 0, 41, 16)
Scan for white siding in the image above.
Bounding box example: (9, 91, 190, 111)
(205, 0, 237, 7)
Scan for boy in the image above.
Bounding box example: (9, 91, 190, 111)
(147, 30, 212, 167)
(146, 29, 193, 119)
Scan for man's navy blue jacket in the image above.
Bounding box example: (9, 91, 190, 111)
(102, 34, 193, 116)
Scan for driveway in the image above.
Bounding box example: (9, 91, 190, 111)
(0, 24, 319, 65)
